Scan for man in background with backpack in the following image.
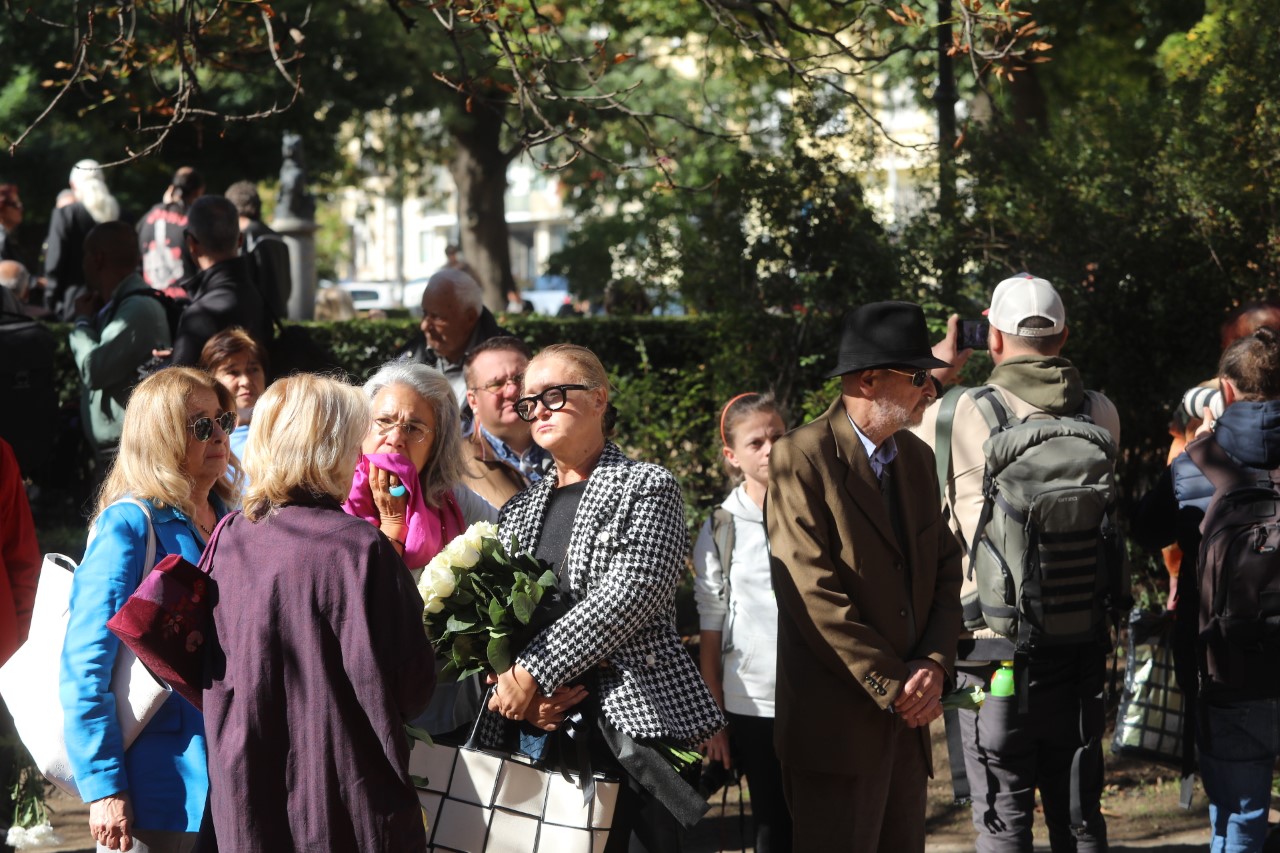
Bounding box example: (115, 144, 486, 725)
(137, 166, 203, 296)
(917, 274, 1121, 852)
(69, 221, 170, 479)
(225, 180, 292, 320)
(1171, 328, 1280, 852)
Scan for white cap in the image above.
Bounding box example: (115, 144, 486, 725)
(986, 273, 1066, 337)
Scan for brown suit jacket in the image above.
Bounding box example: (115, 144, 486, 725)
(461, 427, 528, 511)
(767, 397, 963, 777)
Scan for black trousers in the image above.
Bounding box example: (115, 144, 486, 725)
(726, 711, 792, 853)
(958, 646, 1109, 853)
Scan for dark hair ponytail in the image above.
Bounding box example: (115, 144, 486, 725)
(1220, 325, 1280, 401)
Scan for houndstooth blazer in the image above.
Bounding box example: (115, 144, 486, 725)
(490, 442, 724, 746)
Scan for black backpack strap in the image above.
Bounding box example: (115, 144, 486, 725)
(943, 708, 971, 805)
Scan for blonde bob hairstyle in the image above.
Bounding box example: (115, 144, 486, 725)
(94, 367, 242, 525)
(241, 374, 370, 522)
(363, 361, 466, 508)
(525, 344, 615, 438)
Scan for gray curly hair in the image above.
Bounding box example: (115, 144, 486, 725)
(363, 361, 467, 507)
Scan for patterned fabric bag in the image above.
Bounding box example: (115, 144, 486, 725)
(107, 512, 237, 711)
(410, 703, 619, 852)
(1111, 606, 1185, 766)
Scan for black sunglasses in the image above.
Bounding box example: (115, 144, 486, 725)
(188, 411, 238, 442)
(515, 384, 589, 422)
(885, 368, 930, 387)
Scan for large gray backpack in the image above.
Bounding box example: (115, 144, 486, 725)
(960, 386, 1126, 650)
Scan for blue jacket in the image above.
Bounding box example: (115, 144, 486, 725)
(1172, 400, 1280, 510)
(60, 497, 224, 831)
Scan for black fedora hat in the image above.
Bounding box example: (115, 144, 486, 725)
(826, 301, 950, 378)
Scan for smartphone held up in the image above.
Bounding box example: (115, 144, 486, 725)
(959, 319, 989, 351)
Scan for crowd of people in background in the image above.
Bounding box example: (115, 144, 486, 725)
(2, 159, 1280, 853)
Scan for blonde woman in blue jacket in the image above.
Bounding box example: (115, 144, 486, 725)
(61, 368, 239, 852)
(693, 392, 792, 853)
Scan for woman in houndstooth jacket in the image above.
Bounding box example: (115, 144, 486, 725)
(486, 344, 724, 850)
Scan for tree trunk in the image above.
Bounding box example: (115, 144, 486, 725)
(449, 104, 516, 312)
(935, 0, 959, 301)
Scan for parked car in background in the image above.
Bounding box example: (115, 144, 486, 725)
(403, 278, 428, 316)
(522, 274, 570, 316)
(338, 280, 403, 313)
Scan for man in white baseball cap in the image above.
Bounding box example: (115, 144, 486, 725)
(915, 272, 1121, 853)
(985, 273, 1066, 338)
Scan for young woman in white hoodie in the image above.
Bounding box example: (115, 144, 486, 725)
(694, 392, 791, 853)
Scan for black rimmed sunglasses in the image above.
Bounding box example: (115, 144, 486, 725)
(188, 411, 238, 442)
(885, 368, 930, 387)
(515, 384, 589, 422)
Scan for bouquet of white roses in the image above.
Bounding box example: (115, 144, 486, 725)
(417, 521, 562, 681)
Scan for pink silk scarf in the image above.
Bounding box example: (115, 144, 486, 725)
(343, 452, 465, 569)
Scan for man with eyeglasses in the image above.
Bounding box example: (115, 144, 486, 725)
(461, 336, 549, 508)
(916, 274, 1120, 853)
(767, 300, 963, 852)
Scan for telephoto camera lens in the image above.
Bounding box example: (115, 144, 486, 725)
(1181, 386, 1225, 420)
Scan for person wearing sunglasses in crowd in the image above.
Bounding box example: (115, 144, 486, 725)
(482, 344, 725, 851)
(343, 361, 497, 738)
(461, 336, 551, 509)
(768, 301, 962, 853)
(61, 368, 240, 852)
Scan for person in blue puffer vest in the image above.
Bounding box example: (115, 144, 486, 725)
(60, 367, 240, 852)
(1169, 327, 1280, 853)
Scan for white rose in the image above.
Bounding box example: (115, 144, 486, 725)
(429, 563, 456, 599)
(472, 521, 499, 540)
(453, 541, 481, 569)
(423, 595, 446, 615)
(461, 525, 487, 553)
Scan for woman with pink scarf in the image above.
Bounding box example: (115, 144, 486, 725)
(344, 361, 497, 735)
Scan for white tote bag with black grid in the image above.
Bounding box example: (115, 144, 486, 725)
(409, 725, 619, 853)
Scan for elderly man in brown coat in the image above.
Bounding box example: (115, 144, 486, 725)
(767, 300, 963, 852)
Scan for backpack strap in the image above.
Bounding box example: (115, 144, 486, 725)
(933, 385, 968, 503)
(711, 507, 735, 586)
(1186, 432, 1259, 495)
(964, 387, 1010, 578)
(87, 498, 159, 583)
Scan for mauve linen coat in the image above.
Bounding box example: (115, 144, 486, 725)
(203, 502, 435, 852)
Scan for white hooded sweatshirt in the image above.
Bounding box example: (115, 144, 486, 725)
(692, 483, 777, 717)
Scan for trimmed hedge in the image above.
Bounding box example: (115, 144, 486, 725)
(45, 314, 852, 532)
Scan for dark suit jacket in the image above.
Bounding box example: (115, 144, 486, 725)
(767, 397, 962, 777)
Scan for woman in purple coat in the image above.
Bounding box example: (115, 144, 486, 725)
(202, 374, 436, 852)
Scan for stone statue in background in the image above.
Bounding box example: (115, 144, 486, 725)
(277, 133, 316, 222)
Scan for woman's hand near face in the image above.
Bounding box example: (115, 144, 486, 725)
(368, 463, 408, 545)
